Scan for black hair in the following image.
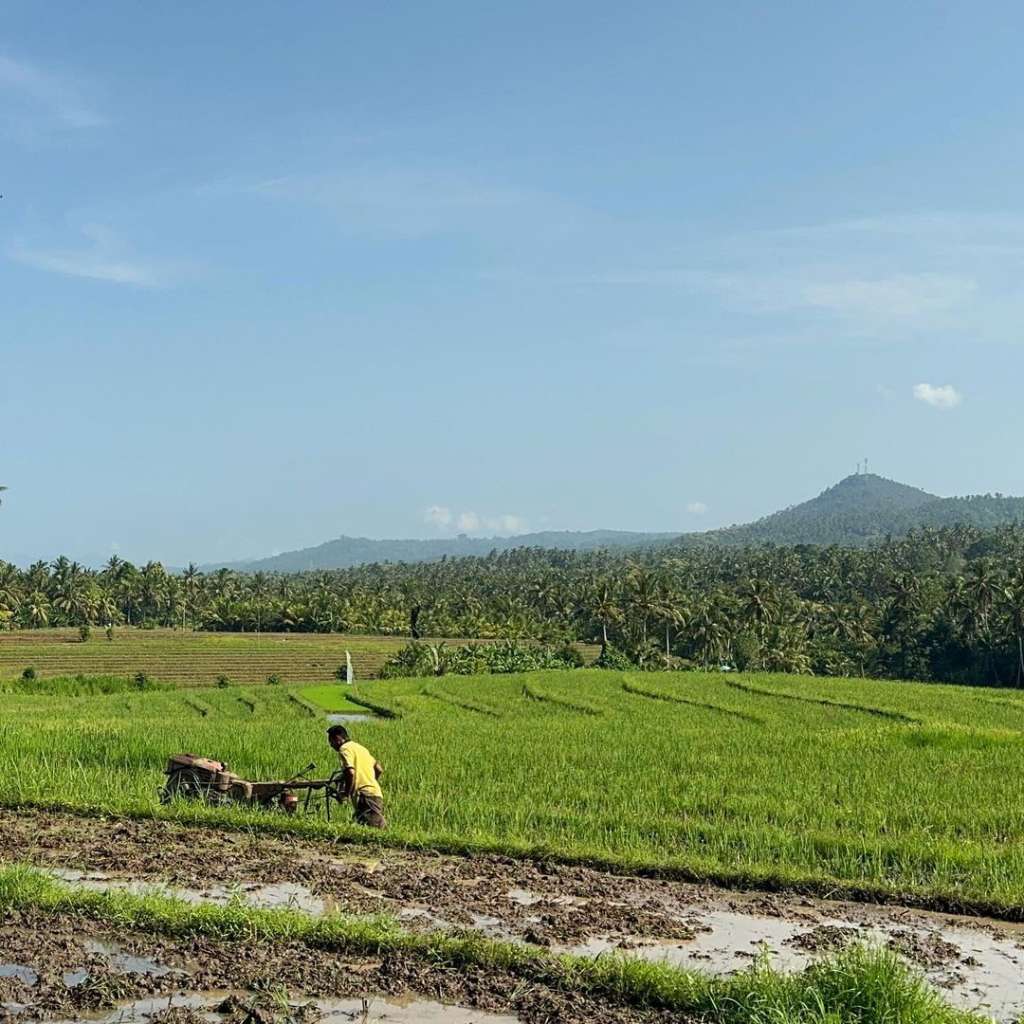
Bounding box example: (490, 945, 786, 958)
(327, 724, 349, 743)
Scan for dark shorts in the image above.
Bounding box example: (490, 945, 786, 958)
(353, 792, 386, 829)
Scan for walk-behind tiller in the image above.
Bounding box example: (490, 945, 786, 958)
(158, 753, 347, 818)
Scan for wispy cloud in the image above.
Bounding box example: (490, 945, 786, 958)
(423, 506, 527, 535)
(10, 225, 169, 286)
(913, 383, 962, 410)
(579, 210, 1024, 341)
(686, 501, 708, 516)
(598, 269, 976, 322)
(232, 168, 579, 240)
(0, 54, 104, 130)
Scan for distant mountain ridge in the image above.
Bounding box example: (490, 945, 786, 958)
(202, 474, 1024, 572)
(203, 529, 679, 573)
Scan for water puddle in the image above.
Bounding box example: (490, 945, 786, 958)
(52, 869, 330, 916)
(398, 906, 453, 930)
(564, 905, 1024, 1021)
(47, 990, 520, 1023)
(506, 887, 587, 908)
(84, 939, 180, 978)
(0, 962, 37, 986)
(326, 713, 372, 724)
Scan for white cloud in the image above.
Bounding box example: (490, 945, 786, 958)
(687, 501, 708, 516)
(424, 505, 452, 528)
(495, 514, 527, 533)
(0, 54, 104, 129)
(9, 225, 167, 286)
(425, 506, 527, 535)
(912, 383, 962, 410)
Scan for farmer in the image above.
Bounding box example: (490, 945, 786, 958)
(327, 724, 386, 828)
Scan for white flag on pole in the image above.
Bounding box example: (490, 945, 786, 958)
(345, 650, 353, 685)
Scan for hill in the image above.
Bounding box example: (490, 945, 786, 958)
(202, 474, 1024, 572)
(203, 529, 678, 573)
(676, 474, 1024, 548)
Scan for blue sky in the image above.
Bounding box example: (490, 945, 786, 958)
(3, 2, 1023, 566)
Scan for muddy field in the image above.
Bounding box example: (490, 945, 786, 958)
(2, 810, 1023, 1021)
(0, 904, 685, 1024)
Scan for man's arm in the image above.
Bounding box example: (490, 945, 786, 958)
(336, 746, 356, 797)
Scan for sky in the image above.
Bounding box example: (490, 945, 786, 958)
(3, 2, 1024, 567)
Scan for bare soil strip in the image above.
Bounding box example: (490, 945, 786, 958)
(1, 809, 1022, 1020)
(0, 906, 676, 1024)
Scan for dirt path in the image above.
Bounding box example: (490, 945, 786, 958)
(2, 809, 1023, 1021)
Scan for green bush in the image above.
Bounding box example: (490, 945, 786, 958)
(594, 644, 635, 671)
(215, 674, 230, 688)
(266, 673, 282, 685)
(78, 624, 91, 643)
(379, 639, 585, 679)
(21, 667, 36, 682)
(133, 671, 152, 690)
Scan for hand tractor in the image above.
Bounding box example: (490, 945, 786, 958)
(159, 753, 348, 818)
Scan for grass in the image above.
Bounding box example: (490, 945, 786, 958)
(0, 627, 599, 685)
(0, 863, 987, 1024)
(299, 683, 379, 714)
(3, 669, 1024, 916)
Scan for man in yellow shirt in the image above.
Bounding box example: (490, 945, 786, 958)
(327, 724, 386, 828)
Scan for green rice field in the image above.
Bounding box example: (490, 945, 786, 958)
(3, 669, 1024, 914)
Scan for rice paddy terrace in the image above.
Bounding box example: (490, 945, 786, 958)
(3, 669, 1024, 1021)
(0, 628, 600, 685)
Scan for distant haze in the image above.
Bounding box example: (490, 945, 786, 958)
(201, 474, 1024, 573)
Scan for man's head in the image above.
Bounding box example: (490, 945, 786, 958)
(327, 724, 349, 751)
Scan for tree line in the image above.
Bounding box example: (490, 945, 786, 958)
(2, 522, 1024, 685)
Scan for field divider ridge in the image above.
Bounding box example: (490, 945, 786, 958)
(723, 679, 920, 723)
(521, 683, 603, 715)
(182, 697, 212, 717)
(621, 680, 762, 724)
(420, 687, 502, 717)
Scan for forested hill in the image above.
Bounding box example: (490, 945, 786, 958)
(202, 474, 1024, 571)
(205, 529, 679, 573)
(676, 474, 1024, 548)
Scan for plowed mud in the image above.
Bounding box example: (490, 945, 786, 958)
(2, 809, 1023, 1020)
(0, 906, 680, 1024)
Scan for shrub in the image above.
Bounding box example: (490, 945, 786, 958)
(105, 624, 114, 642)
(378, 641, 438, 679)
(79, 624, 92, 643)
(379, 639, 586, 679)
(216, 674, 230, 688)
(133, 671, 152, 690)
(553, 642, 585, 668)
(594, 644, 636, 671)
(21, 667, 36, 682)
(334, 664, 350, 682)
(266, 673, 282, 685)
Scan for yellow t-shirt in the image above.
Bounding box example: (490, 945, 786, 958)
(339, 741, 383, 799)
